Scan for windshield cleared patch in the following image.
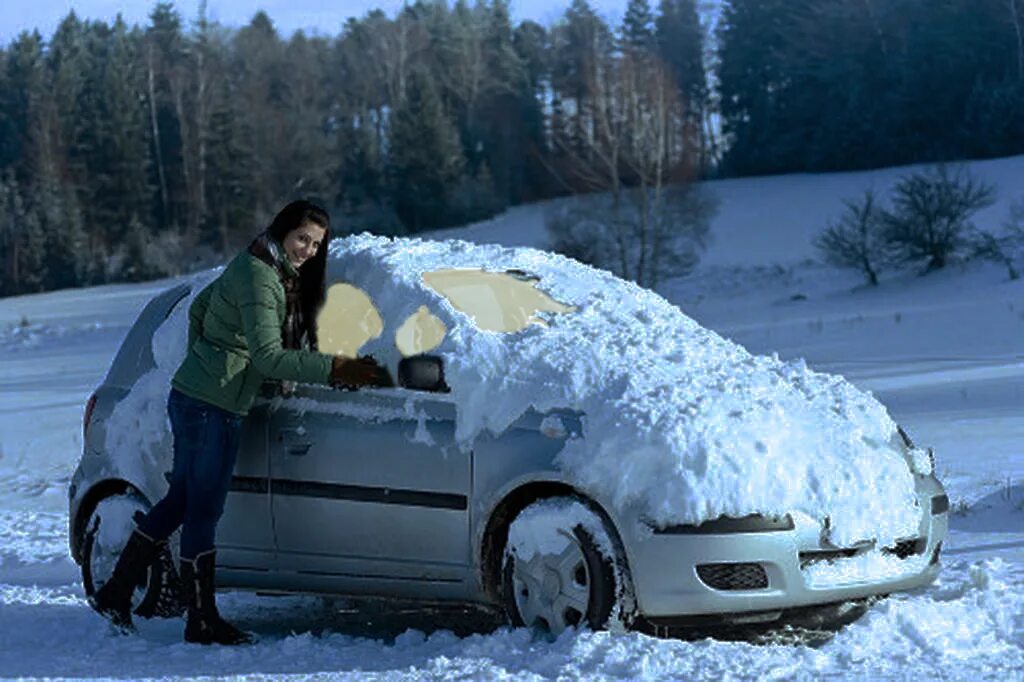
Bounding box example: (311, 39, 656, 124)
(422, 269, 575, 333)
(396, 305, 447, 357)
(317, 283, 383, 357)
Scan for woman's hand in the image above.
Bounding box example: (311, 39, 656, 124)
(330, 356, 391, 388)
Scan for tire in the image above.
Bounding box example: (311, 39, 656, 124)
(81, 493, 184, 619)
(501, 497, 625, 637)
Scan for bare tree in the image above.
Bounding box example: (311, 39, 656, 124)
(972, 198, 1024, 280)
(814, 189, 889, 286)
(187, 0, 213, 238)
(882, 165, 996, 272)
(377, 11, 427, 110)
(546, 53, 712, 287)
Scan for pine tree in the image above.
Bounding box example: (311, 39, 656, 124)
(145, 2, 187, 231)
(655, 0, 708, 165)
(46, 13, 90, 183)
(479, 0, 525, 206)
(622, 0, 657, 54)
(551, 0, 613, 158)
(387, 70, 465, 232)
(0, 45, 10, 169)
(0, 171, 46, 294)
(513, 19, 554, 200)
(232, 10, 288, 219)
(203, 50, 258, 252)
(83, 18, 153, 247)
(717, 0, 806, 174)
(0, 172, 18, 296)
(36, 173, 88, 290)
(1, 32, 46, 184)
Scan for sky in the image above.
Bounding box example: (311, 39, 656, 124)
(0, 0, 645, 44)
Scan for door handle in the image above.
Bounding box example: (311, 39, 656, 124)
(277, 428, 312, 456)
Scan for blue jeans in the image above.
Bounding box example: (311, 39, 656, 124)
(137, 388, 243, 560)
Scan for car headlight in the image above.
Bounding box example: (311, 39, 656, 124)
(896, 425, 934, 476)
(907, 447, 934, 476)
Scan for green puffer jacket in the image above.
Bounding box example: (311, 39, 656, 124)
(171, 248, 334, 416)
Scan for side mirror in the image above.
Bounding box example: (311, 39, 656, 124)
(398, 355, 450, 392)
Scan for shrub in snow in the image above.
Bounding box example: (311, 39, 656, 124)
(971, 198, 1024, 280)
(545, 185, 716, 289)
(882, 165, 996, 272)
(814, 189, 891, 286)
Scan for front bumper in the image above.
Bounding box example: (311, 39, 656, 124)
(627, 477, 948, 619)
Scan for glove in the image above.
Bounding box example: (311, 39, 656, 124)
(330, 355, 390, 388)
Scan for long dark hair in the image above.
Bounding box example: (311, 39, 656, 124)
(265, 200, 331, 350)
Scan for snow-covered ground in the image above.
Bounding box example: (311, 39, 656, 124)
(1, 155, 1022, 679)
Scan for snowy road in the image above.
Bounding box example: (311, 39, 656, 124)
(2, 254, 1023, 678)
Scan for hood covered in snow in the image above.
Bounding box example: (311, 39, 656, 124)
(327, 234, 923, 548)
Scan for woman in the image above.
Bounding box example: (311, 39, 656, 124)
(90, 200, 382, 645)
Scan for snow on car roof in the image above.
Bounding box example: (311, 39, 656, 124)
(326, 234, 921, 548)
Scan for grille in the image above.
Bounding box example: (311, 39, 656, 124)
(696, 563, 769, 591)
(883, 538, 925, 559)
(799, 547, 860, 568)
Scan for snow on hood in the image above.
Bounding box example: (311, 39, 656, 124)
(110, 233, 922, 549)
(329, 234, 921, 547)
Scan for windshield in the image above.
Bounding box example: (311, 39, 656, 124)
(422, 269, 575, 333)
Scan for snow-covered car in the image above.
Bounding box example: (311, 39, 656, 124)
(68, 234, 949, 636)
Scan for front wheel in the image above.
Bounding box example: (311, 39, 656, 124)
(501, 497, 629, 637)
(81, 493, 183, 618)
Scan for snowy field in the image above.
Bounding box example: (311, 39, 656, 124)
(1, 156, 1022, 679)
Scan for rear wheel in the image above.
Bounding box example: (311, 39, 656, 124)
(501, 497, 625, 637)
(81, 493, 183, 618)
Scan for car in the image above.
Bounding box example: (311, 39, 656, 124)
(68, 234, 949, 637)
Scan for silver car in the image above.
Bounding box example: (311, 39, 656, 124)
(69, 248, 949, 637)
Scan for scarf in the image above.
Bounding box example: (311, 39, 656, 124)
(247, 231, 307, 351)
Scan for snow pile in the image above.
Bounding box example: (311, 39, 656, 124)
(2, 555, 1019, 678)
(824, 558, 1024, 672)
(326, 234, 920, 548)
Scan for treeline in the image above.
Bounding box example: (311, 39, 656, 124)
(718, 0, 1024, 175)
(2, 0, 1023, 296)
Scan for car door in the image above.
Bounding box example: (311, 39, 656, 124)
(215, 402, 275, 574)
(267, 384, 471, 598)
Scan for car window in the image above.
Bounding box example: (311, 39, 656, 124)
(422, 269, 575, 333)
(395, 305, 447, 357)
(316, 283, 383, 357)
